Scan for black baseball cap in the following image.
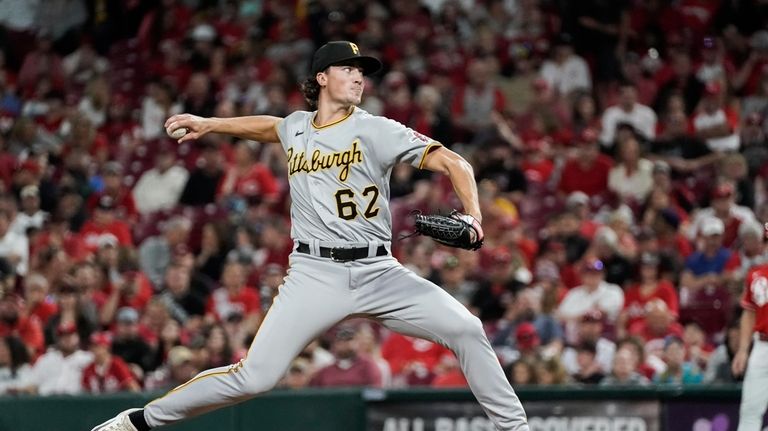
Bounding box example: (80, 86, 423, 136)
(310, 41, 382, 76)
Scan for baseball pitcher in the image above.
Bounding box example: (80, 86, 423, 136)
(91, 41, 529, 431)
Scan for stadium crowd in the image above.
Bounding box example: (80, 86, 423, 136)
(1, 0, 768, 394)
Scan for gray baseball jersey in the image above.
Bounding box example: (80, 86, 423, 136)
(134, 108, 530, 431)
(275, 106, 439, 244)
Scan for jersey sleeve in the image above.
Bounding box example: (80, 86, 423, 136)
(742, 268, 758, 311)
(274, 111, 306, 153)
(374, 117, 442, 169)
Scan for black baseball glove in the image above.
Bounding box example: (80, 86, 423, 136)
(411, 210, 484, 250)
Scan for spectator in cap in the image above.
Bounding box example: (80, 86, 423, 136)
(0, 335, 33, 395)
(19, 321, 92, 395)
(10, 185, 47, 236)
(81, 331, 141, 393)
(562, 309, 616, 376)
(687, 182, 757, 248)
(111, 306, 154, 373)
(86, 161, 138, 222)
(78, 195, 133, 254)
(144, 346, 199, 392)
(652, 207, 693, 261)
(679, 217, 733, 339)
(600, 82, 657, 147)
(539, 34, 592, 97)
(556, 257, 624, 342)
(0, 209, 29, 275)
(608, 135, 654, 203)
(617, 252, 679, 339)
(138, 214, 192, 289)
(557, 128, 613, 198)
(179, 138, 225, 207)
(0, 293, 44, 358)
(564, 191, 599, 240)
(132, 139, 189, 214)
(512, 322, 542, 362)
(310, 325, 382, 387)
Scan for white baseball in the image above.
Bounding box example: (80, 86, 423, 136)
(167, 127, 188, 139)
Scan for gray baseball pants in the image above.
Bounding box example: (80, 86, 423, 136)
(738, 336, 768, 431)
(144, 250, 529, 430)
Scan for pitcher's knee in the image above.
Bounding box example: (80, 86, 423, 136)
(239, 362, 283, 396)
(444, 312, 485, 341)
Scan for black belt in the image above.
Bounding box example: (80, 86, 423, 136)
(296, 242, 387, 262)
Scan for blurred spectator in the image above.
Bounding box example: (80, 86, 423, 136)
(0, 208, 29, 275)
(470, 246, 525, 322)
(618, 252, 679, 339)
(600, 83, 657, 147)
(679, 217, 734, 338)
(78, 76, 110, 128)
(81, 331, 140, 393)
(141, 81, 183, 140)
(17, 34, 66, 98)
(22, 272, 57, 327)
(199, 323, 234, 369)
(43, 281, 97, 350)
(86, 162, 138, 222)
(570, 341, 605, 385)
(692, 81, 740, 152)
(0, 293, 43, 357)
(589, 226, 633, 287)
(0, 335, 32, 395)
(111, 307, 154, 374)
(558, 129, 613, 197)
(436, 254, 477, 307)
(562, 310, 616, 375)
(703, 319, 742, 383)
(11, 185, 47, 236)
(132, 141, 189, 215)
(21, 321, 92, 395)
(139, 215, 192, 289)
(179, 140, 225, 207)
(608, 136, 654, 204)
(512, 322, 542, 362)
(682, 320, 714, 370)
(355, 323, 391, 388)
(257, 264, 284, 313)
(144, 345, 198, 392)
(688, 183, 757, 248)
(628, 299, 684, 345)
(411, 84, 453, 147)
(724, 221, 768, 293)
(533, 356, 569, 385)
(654, 51, 703, 117)
(599, 347, 650, 386)
(194, 222, 228, 284)
(507, 358, 536, 386)
(278, 358, 313, 390)
(158, 263, 206, 325)
(719, 153, 754, 209)
(206, 262, 261, 335)
(382, 331, 451, 387)
(493, 288, 563, 363)
(540, 34, 591, 97)
(654, 336, 703, 384)
(557, 258, 624, 341)
(218, 141, 279, 209)
(78, 196, 133, 254)
(451, 58, 505, 144)
(310, 326, 382, 388)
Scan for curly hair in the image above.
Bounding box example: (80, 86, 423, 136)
(300, 76, 321, 110)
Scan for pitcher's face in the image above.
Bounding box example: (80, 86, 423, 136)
(320, 64, 365, 106)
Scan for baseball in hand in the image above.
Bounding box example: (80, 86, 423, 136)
(167, 127, 188, 139)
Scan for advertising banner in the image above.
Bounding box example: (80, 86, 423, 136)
(368, 399, 660, 431)
(665, 401, 768, 431)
